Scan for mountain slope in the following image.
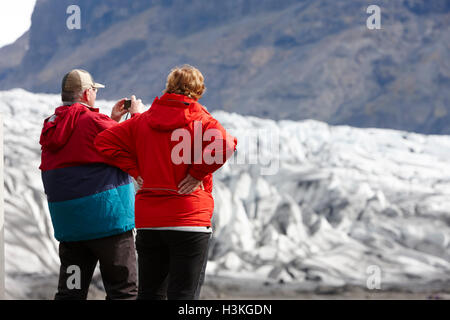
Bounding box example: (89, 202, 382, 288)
(0, 0, 449, 134)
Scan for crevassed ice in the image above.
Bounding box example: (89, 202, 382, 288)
(1, 89, 449, 298)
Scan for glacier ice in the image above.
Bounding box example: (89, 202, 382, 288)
(0, 89, 449, 298)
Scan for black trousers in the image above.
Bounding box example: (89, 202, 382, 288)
(55, 230, 138, 300)
(135, 229, 211, 300)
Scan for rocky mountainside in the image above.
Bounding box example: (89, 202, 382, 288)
(1, 89, 449, 298)
(0, 0, 449, 134)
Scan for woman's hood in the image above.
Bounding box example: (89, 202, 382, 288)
(146, 93, 209, 131)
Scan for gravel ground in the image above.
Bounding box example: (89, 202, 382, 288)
(199, 276, 450, 300)
(6, 273, 449, 300)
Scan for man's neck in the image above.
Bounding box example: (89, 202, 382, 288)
(62, 101, 93, 108)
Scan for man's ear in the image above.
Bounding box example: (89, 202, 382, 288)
(81, 89, 89, 102)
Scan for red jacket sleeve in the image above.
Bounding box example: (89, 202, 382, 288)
(92, 113, 118, 131)
(188, 117, 237, 181)
(94, 116, 140, 179)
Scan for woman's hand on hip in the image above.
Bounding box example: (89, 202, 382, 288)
(136, 176, 144, 190)
(178, 174, 204, 194)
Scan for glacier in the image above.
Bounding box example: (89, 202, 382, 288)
(0, 89, 449, 299)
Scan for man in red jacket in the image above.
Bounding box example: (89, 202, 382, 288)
(95, 65, 237, 300)
(40, 69, 144, 299)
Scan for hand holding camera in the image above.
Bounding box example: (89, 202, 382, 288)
(111, 95, 145, 122)
(125, 95, 145, 115)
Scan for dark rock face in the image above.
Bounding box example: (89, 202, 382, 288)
(0, 0, 449, 134)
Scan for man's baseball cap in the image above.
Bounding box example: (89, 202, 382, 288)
(61, 69, 105, 92)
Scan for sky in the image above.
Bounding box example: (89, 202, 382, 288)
(0, 0, 36, 48)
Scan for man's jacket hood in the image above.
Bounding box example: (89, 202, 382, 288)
(39, 103, 89, 151)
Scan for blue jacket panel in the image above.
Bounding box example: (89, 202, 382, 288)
(43, 164, 135, 242)
(48, 183, 135, 242)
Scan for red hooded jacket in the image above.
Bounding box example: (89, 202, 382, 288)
(39, 103, 136, 241)
(95, 93, 237, 228)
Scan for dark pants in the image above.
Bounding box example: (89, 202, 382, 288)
(135, 230, 211, 300)
(55, 230, 138, 300)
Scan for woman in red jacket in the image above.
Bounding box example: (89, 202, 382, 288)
(95, 65, 237, 300)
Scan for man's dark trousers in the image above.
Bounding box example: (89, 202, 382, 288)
(55, 230, 137, 300)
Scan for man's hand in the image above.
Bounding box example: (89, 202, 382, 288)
(178, 174, 204, 194)
(110, 98, 128, 122)
(129, 95, 145, 115)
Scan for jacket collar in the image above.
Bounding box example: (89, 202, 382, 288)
(62, 101, 99, 112)
(160, 93, 198, 105)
